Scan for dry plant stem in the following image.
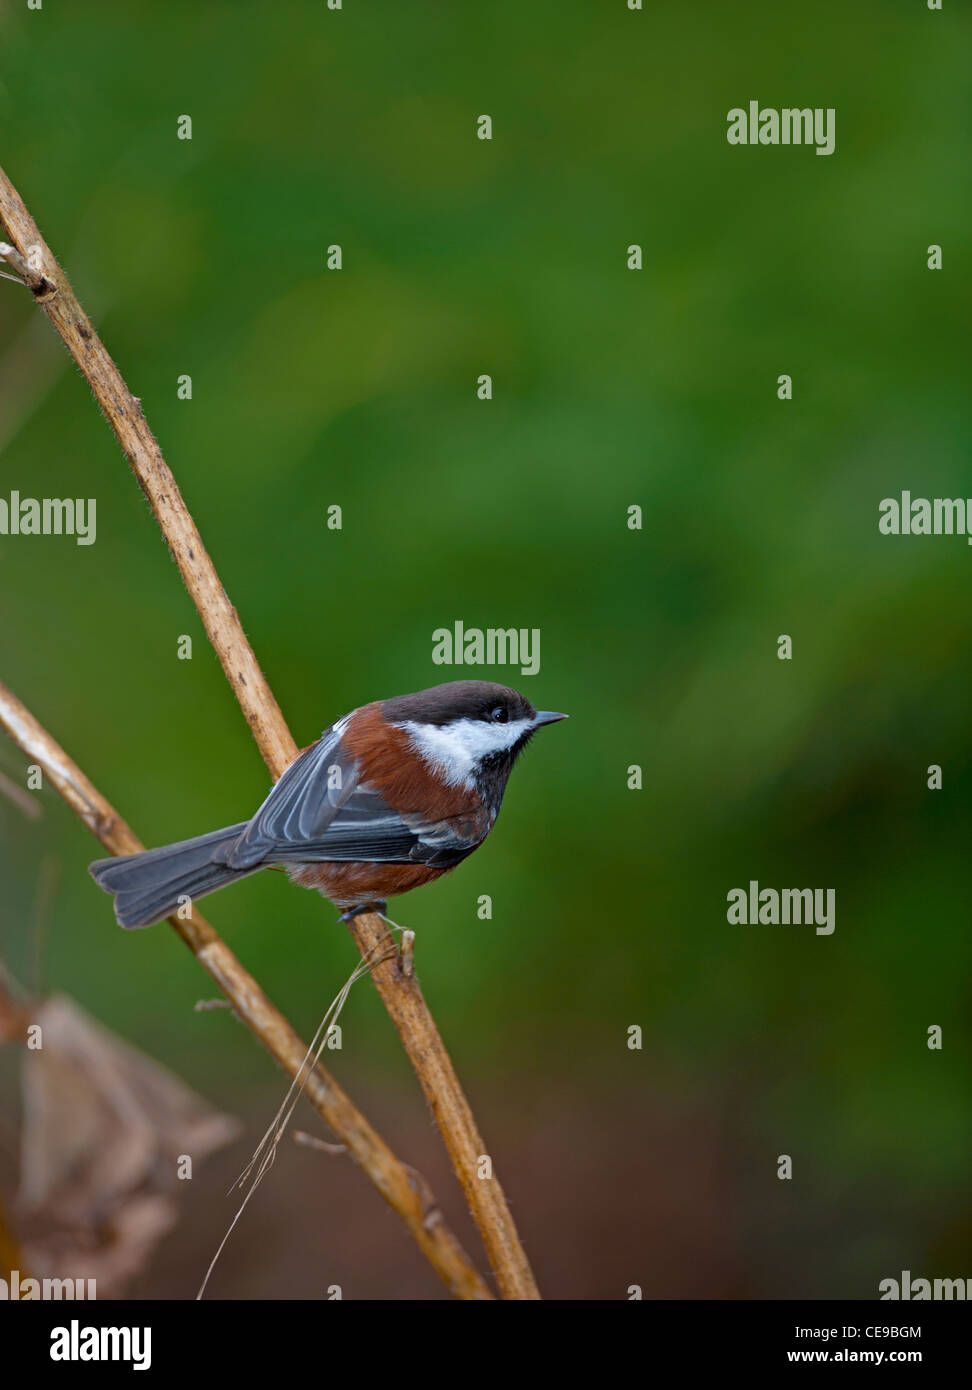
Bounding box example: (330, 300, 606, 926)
(0, 167, 295, 780)
(294, 1131, 347, 1156)
(0, 161, 540, 1300)
(0, 1196, 27, 1280)
(347, 912, 540, 1298)
(0, 972, 31, 1044)
(0, 678, 491, 1301)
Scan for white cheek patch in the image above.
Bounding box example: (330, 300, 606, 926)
(397, 717, 534, 788)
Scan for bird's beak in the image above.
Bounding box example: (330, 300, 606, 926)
(533, 711, 568, 727)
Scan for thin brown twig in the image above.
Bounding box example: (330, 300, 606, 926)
(0, 677, 491, 1301)
(0, 968, 31, 1045)
(0, 767, 42, 819)
(400, 929, 416, 979)
(0, 180, 294, 782)
(294, 1131, 347, 1156)
(0, 160, 540, 1300)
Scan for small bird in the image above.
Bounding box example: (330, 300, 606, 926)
(90, 680, 567, 929)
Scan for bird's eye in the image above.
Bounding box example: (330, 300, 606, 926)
(490, 705, 509, 723)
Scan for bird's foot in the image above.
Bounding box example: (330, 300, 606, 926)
(337, 900, 387, 923)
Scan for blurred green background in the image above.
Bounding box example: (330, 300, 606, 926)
(0, 0, 969, 1298)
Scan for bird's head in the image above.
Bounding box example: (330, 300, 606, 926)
(381, 680, 567, 802)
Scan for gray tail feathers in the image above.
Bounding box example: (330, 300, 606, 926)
(89, 822, 254, 929)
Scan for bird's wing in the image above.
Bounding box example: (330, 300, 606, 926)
(221, 724, 486, 870)
(219, 722, 357, 866)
